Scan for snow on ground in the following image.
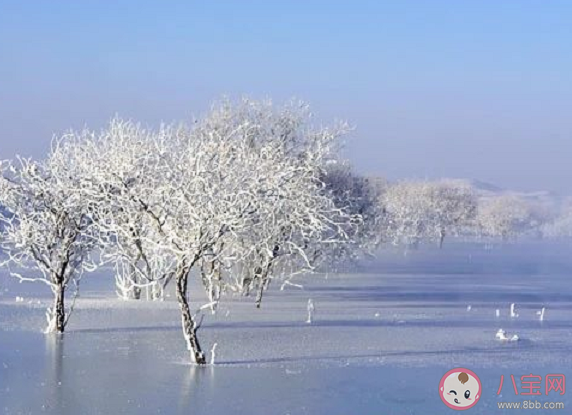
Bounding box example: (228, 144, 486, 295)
(1, 241, 571, 414)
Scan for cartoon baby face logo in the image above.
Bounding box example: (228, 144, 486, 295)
(439, 368, 482, 410)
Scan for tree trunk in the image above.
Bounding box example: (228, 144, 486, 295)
(200, 259, 220, 312)
(200, 260, 209, 289)
(54, 282, 66, 333)
(132, 286, 141, 299)
(439, 229, 446, 249)
(132, 264, 142, 300)
(175, 264, 206, 365)
(254, 265, 263, 308)
(255, 262, 273, 309)
(209, 262, 221, 312)
(255, 282, 264, 309)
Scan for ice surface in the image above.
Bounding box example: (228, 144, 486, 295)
(1, 241, 571, 414)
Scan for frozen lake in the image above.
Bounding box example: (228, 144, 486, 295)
(1, 241, 572, 414)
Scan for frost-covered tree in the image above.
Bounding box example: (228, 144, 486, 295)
(476, 195, 540, 240)
(52, 120, 177, 301)
(149, 99, 357, 363)
(212, 101, 360, 309)
(381, 180, 477, 248)
(542, 200, 572, 239)
(382, 181, 431, 247)
(426, 180, 477, 247)
(0, 152, 96, 333)
(321, 163, 386, 258)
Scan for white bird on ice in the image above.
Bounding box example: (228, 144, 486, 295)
(496, 328, 508, 340)
(510, 303, 519, 318)
(210, 343, 218, 365)
(306, 299, 315, 324)
(495, 309, 500, 318)
(466, 305, 472, 312)
(496, 328, 519, 342)
(536, 307, 546, 322)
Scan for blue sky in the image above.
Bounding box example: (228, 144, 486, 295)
(0, 1, 571, 193)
